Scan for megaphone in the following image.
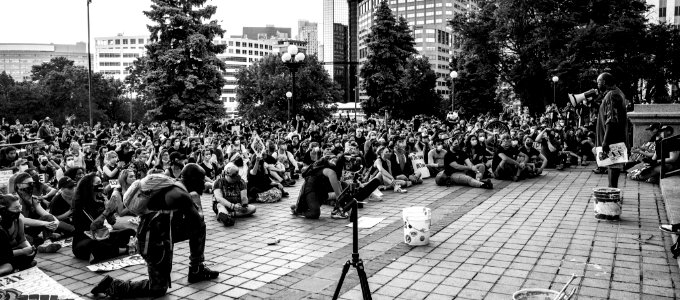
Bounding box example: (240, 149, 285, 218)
(568, 89, 598, 106)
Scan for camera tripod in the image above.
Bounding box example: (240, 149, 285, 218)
(332, 197, 372, 300)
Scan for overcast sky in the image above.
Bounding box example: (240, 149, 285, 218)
(0, 0, 322, 44)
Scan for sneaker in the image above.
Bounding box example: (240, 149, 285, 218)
(368, 194, 383, 202)
(290, 205, 304, 217)
(188, 263, 219, 283)
(481, 179, 493, 189)
(394, 186, 407, 193)
(91, 275, 113, 295)
(217, 212, 235, 227)
(38, 243, 61, 253)
(282, 191, 289, 197)
(331, 208, 349, 219)
(556, 164, 564, 171)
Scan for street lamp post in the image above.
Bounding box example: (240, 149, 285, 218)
(282, 45, 305, 118)
(450, 71, 458, 112)
(87, 0, 93, 126)
(552, 76, 559, 104)
(286, 91, 292, 122)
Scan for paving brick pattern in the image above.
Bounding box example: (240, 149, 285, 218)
(33, 168, 680, 299)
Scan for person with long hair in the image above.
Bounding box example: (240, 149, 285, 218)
(107, 169, 139, 231)
(0, 194, 41, 274)
(72, 173, 135, 264)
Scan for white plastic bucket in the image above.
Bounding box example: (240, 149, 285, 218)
(403, 207, 431, 246)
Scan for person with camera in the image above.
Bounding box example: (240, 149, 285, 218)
(213, 162, 256, 227)
(292, 153, 349, 219)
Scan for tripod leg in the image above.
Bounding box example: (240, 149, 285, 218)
(332, 260, 353, 300)
(356, 260, 373, 300)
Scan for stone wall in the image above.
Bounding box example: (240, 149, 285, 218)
(628, 104, 680, 147)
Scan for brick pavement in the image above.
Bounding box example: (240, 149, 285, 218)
(32, 167, 680, 299)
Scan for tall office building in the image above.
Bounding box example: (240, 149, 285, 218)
(323, 0, 359, 102)
(0, 42, 88, 82)
(297, 20, 319, 57)
(243, 25, 292, 40)
(217, 36, 274, 118)
(358, 0, 477, 99)
(647, 0, 680, 25)
(94, 34, 149, 82)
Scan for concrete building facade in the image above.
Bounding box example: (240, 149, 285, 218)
(297, 20, 319, 57)
(357, 0, 477, 100)
(647, 0, 680, 25)
(94, 34, 149, 82)
(0, 43, 88, 81)
(243, 26, 292, 40)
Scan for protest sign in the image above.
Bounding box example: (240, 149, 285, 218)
(411, 152, 430, 179)
(0, 267, 82, 300)
(595, 142, 628, 167)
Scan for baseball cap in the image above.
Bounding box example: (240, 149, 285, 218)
(224, 162, 239, 177)
(646, 123, 661, 131)
(58, 177, 76, 189)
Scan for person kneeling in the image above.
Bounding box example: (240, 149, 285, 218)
(213, 163, 256, 227)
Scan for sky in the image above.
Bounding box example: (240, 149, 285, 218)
(0, 0, 322, 44)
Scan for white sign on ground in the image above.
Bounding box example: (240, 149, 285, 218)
(0, 267, 82, 300)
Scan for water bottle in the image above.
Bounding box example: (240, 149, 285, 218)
(128, 236, 137, 255)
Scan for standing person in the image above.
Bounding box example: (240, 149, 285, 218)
(596, 72, 628, 188)
(91, 164, 218, 298)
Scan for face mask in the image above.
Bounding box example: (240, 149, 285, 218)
(66, 160, 75, 168)
(61, 189, 75, 202)
(525, 142, 532, 148)
(162, 158, 169, 163)
(234, 158, 244, 167)
(471, 141, 478, 146)
(511, 141, 519, 146)
(0, 210, 20, 227)
(436, 145, 443, 151)
(93, 184, 104, 193)
(479, 137, 485, 142)
(41, 160, 48, 166)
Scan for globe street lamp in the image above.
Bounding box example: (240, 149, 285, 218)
(552, 76, 559, 104)
(282, 45, 305, 118)
(286, 91, 292, 122)
(450, 71, 459, 113)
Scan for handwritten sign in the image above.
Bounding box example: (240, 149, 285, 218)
(596, 142, 628, 167)
(0, 267, 82, 300)
(87, 254, 146, 272)
(0, 170, 12, 194)
(411, 152, 431, 179)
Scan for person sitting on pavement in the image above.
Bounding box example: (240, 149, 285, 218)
(107, 169, 140, 231)
(426, 140, 447, 176)
(633, 125, 678, 184)
(372, 146, 409, 193)
(213, 162, 256, 226)
(47, 177, 77, 240)
(8, 172, 62, 251)
(435, 136, 493, 189)
(292, 154, 350, 219)
(492, 134, 528, 181)
(519, 136, 548, 178)
(464, 134, 493, 179)
(72, 173, 135, 264)
(0, 194, 47, 273)
(389, 139, 422, 186)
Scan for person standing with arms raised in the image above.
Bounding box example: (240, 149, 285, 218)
(596, 72, 628, 188)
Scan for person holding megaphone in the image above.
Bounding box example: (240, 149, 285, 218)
(595, 72, 628, 188)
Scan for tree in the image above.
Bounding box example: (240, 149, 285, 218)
(398, 56, 442, 119)
(130, 0, 227, 124)
(449, 1, 502, 117)
(236, 54, 342, 122)
(451, 0, 659, 113)
(360, 0, 418, 117)
(0, 57, 124, 125)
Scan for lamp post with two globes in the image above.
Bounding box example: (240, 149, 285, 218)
(282, 45, 306, 118)
(285, 91, 292, 122)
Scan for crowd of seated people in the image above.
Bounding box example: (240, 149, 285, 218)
(2, 101, 671, 276)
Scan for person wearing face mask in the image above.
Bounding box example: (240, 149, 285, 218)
(213, 163, 257, 226)
(465, 135, 493, 172)
(373, 147, 409, 193)
(47, 177, 78, 239)
(71, 173, 134, 264)
(8, 172, 62, 252)
(107, 169, 140, 232)
(92, 164, 219, 297)
(389, 140, 422, 186)
(436, 138, 492, 189)
(519, 137, 548, 177)
(0, 194, 40, 274)
(229, 153, 249, 183)
(426, 140, 447, 175)
(83, 144, 98, 173)
(492, 134, 529, 181)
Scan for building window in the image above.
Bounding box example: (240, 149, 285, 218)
(123, 39, 128, 44)
(130, 39, 136, 44)
(236, 42, 241, 47)
(138, 39, 144, 44)
(115, 39, 121, 45)
(236, 49, 241, 54)
(660, 7, 667, 17)
(123, 53, 140, 58)
(675, 6, 680, 16)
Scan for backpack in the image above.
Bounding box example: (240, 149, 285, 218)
(123, 174, 187, 216)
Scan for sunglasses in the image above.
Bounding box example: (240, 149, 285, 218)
(227, 173, 239, 178)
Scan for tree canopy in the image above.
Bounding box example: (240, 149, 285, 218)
(451, 0, 680, 113)
(236, 54, 342, 122)
(360, 0, 440, 119)
(129, 0, 228, 123)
